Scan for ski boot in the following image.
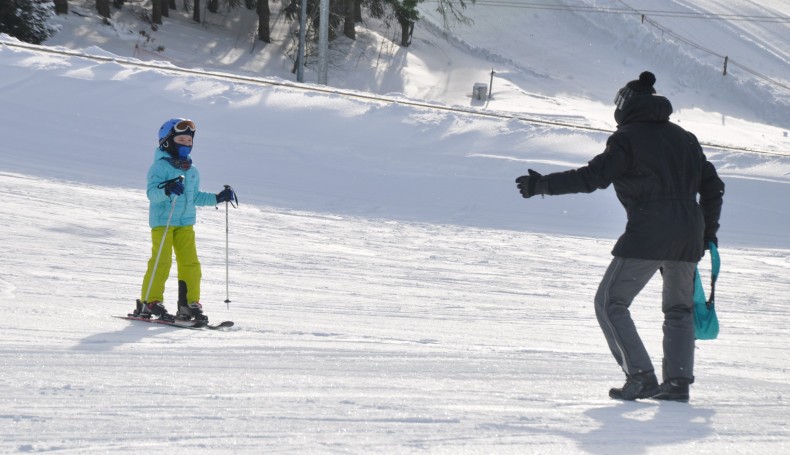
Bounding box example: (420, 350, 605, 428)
(177, 302, 208, 322)
(135, 299, 175, 322)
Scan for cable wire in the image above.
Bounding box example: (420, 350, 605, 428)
(455, 0, 790, 23)
(613, 0, 790, 92)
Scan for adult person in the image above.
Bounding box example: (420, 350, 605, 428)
(515, 72, 724, 402)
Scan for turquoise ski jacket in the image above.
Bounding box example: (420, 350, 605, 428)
(146, 148, 217, 228)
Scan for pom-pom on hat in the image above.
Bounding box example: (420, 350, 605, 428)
(614, 71, 657, 109)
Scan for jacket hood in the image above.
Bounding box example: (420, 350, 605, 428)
(614, 95, 673, 126)
(154, 147, 170, 160)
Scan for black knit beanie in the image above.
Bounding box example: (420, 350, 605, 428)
(614, 71, 657, 109)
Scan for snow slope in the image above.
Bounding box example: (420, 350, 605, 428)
(1, 0, 790, 453)
(1, 171, 789, 454)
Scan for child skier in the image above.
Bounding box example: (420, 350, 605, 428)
(135, 118, 235, 323)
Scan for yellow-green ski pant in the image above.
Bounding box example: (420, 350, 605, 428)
(141, 225, 202, 304)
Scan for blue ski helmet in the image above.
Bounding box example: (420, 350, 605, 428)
(158, 118, 196, 158)
(158, 118, 196, 144)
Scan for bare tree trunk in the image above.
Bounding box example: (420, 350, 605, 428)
(398, 17, 413, 47)
(96, 0, 111, 18)
(151, 0, 162, 24)
(343, 0, 355, 39)
(193, 0, 201, 23)
(257, 0, 271, 42)
(161, 0, 169, 18)
(54, 0, 68, 15)
(208, 0, 219, 14)
(354, 0, 361, 22)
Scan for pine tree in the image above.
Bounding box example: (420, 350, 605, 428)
(392, 0, 418, 46)
(0, 0, 56, 44)
(365, 1, 475, 48)
(434, 0, 475, 29)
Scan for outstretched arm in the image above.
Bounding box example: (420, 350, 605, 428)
(544, 137, 630, 196)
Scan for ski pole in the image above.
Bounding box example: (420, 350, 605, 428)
(143, 176, 183, 304)
(222, 185, 238, 309)
(224, 185, 230, 309)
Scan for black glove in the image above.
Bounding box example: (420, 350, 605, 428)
(164, 179, 184, 196)
(704, 237, 718, 249)
(515, 169, 548, 198)
(216, 186, 235, 203)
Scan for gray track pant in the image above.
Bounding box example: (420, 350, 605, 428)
(594, 257, 696, 382)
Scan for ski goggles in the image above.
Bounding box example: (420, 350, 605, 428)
(173, 119, 196, 133)
(613, 86, 634, 110)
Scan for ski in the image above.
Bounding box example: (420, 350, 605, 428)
(204, 320, 234, 330)
(113, 315, 234, 330)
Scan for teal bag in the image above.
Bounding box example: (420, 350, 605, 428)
(694, 242, 720, 340)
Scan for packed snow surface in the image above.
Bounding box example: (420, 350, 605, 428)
(1, 0, 789, 452)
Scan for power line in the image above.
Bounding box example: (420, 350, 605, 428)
(439, 0, 790, 93)
(612, 0, 790, 93)
(459, 0, 790, 23)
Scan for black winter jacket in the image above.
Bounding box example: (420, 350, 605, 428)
(544, 95, 724, 262)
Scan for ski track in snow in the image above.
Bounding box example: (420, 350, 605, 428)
(2, 1, 790, 451)
(1, 173, 788, 454)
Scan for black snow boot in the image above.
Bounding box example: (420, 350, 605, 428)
(609, 372, 660, 401)
(652, 379, 690, 403)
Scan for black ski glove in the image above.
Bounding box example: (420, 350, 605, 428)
(216, 186, 236, 203)
(164, 179, 184, 196)
(515, 169, 549, 198)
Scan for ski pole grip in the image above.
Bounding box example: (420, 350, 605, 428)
(157, 175, 185, 189)
(223, 184, 238, 207)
